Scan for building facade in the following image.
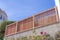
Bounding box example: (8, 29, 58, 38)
(55, 0, 60, 20)
(0, 8, 7, 22)
(4, 6, 60, 40)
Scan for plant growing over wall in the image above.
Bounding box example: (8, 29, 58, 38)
(28, 36, 33, 40)
(44, 34, 54, 40)
(11, 38, 15, 40)
(0, 21, 15, 40)
(16, 37, 19, 40)
(24, 37, 28, 40)
(17, 37, 22, 40)
(36, 35, 43, 40)
(5, 38, 7, 40)
(12, 32, 54, 40)
(55, 31, 60, 40)
(39, 31, 54, 40)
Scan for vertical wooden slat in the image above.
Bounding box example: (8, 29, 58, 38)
(16, 22, 18, 33)
(5, 26, 7, 36)
(54, 6, 59, 22)
(33, 15, 34, 29)
(32, 15, 36, 33)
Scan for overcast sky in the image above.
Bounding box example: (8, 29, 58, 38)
(0, 0, 55, 21)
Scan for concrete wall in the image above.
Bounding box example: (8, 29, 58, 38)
(4, 22, 60, 40)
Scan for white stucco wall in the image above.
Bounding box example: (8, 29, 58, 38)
(55, 0, 60, 20)
(0, 9, 7, 22)
(4, 22, 60, 40)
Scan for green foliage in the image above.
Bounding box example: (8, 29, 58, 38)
(0, 33, 4, 40)
(4, 34, 54, 40)
(11, 38, 15, 40)
(0, 21, 15, 32)
(28, 36, 32, 40)
(55, 31, 60, 40)
(0, 21, 15, 40)
(36, 35, 43, 40)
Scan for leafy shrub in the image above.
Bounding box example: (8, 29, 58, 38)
(55, 31, 60, 40)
